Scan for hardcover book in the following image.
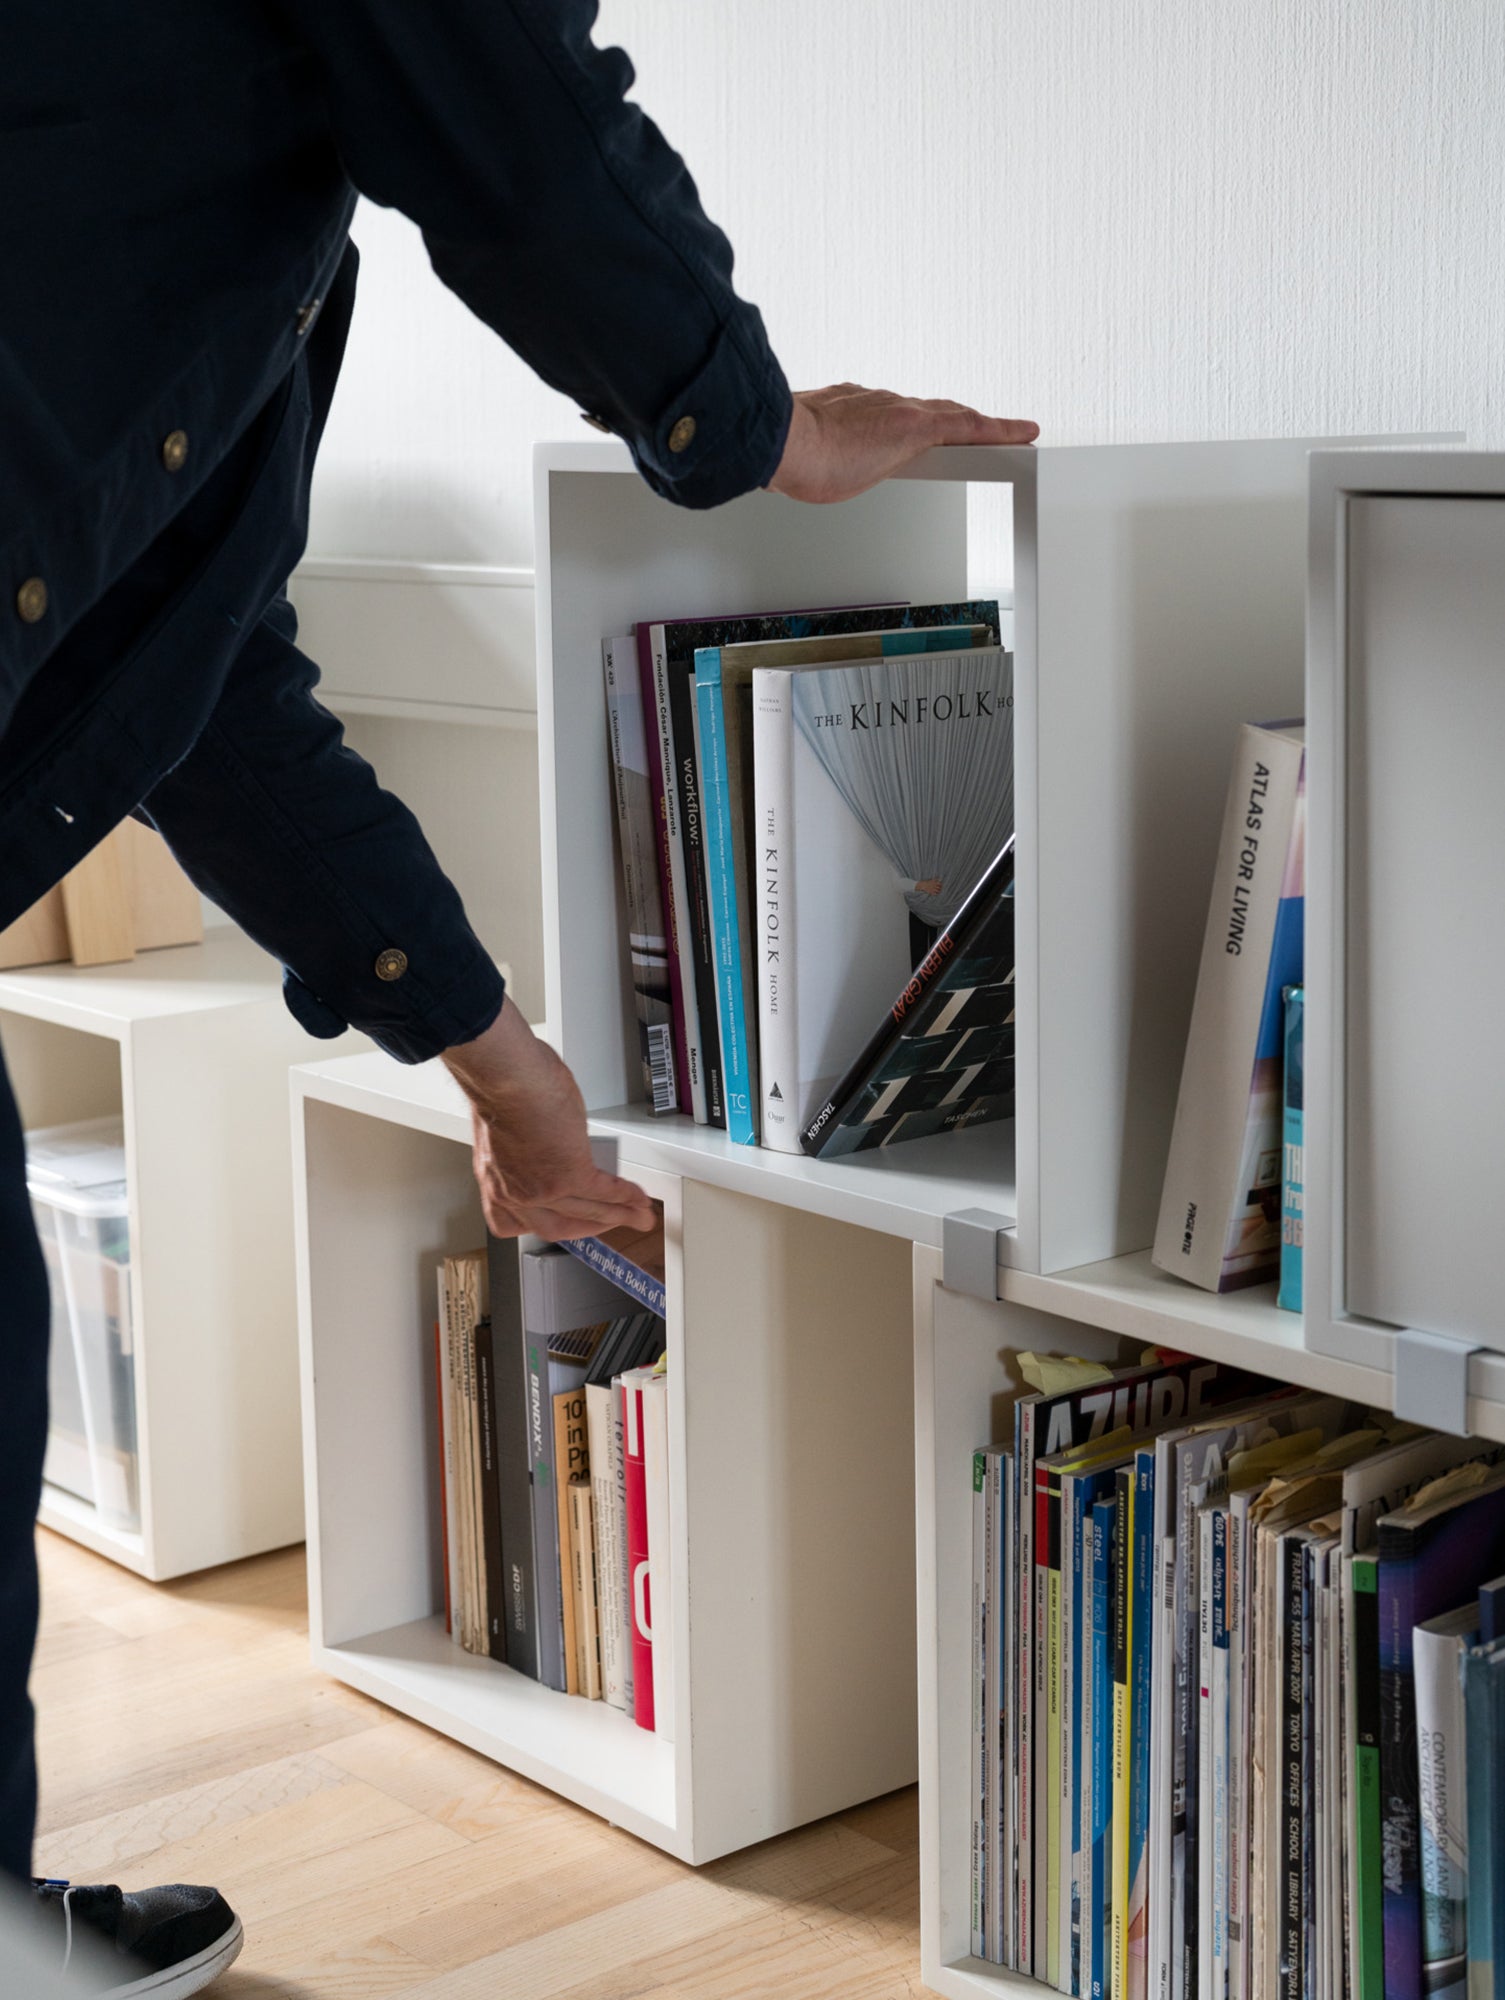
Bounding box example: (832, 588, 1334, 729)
(620, 1366, 657, 1731)
(603, 636, 676, 1115)
(1153, 722, 1306, 1291)
(486, 1235, 540, 1681)
(801, 838, 1017, 1158)
(1279, 985, 1304, 1313)
(559, 1211, 667, 1319)
(750, 644, 1014, 1152)
(585, 1380, 631, 1711)
(1413, 1603, 1476, 2000)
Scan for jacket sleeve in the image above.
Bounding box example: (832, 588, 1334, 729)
(278, 0, 793, 509)
(137, 594, 507, 1064)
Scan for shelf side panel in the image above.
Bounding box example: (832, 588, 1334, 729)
(1029, 439, 1324, 1274)
(679, 1182, 919, 1858)
(299, 1100, 481, 1646)
(535, 467, 968, 1113)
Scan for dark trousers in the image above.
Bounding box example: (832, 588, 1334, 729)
(0, 1048, 49, 1883)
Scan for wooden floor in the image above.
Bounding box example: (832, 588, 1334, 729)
(32, 1530, 930, 1999)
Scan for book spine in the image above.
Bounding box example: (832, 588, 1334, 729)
(585, 1384, 628, 1710)
(433, 1316, 452, 1637)
(1210, 1510, 1230, 2000)
(635, 625, 693, 1115)
(1066, 1479, 1088, 1994)
(1414, 1626, 1470, 2000)
(1112, 1468, 1134, 2000)
(1197, 1508, 1216, 2000)
(694, 662, 757, 1145)
(1462, 1647, 1496, 2000)
(603, 635, 677, 1115)
(474, 1322, 506, 1663)
(489, 1238, 539, 1681)
(642, 1374, 673, 1742)
(525, 1334, 565, 1691)
(1279, 986, 1304, 1312)
(1129, 1459, 1156, 2000)
(1080, 1498, 1098, 1993)
(1152, 725, 1305, 1290)
(1226, 1504, 1248, 2000)
(997, 1452, 1015, 1969)
(1378, 1537, 1424, 2000)
(1092, 1497, 1116, 2000)
(666, 658, 725, 1127)
(568, 1477, 602, 1700)
(987, 1451, 1007, 1965)
(558, 1236, 667, 1318)
(649, 626, 707, 1122)
(752, 666, 800, 1153)
(622, 1376, 655, 1731)
(1018, 1406, 1037, 1974)
(612, 1384, 634, 1715)
(1278, 1536, 1305, 2000)
(553, 1388, 589, 1696)
(1037, 1459, 1056, 1977)
(973, 1449, 989, 1960)
(1048, 1465, 1065, 1990)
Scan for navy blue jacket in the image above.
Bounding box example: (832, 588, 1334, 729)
(1, 0, 792, 1059)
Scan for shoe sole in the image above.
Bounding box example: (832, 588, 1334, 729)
(107, 1915, 244, 1998)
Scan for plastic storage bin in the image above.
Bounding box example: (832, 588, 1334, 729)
(28, 1119, 138, 1530)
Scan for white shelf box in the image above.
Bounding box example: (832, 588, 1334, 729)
(1306, 448, 1505, 1435)
(535, 436, 1363, 1277)
(0, 930, 344, 1580)
(292, 1050, 919, 1864)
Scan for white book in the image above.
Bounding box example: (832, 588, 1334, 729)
(973, 1449, 989, 1960)
(1152, 721, 1305, 1292)
(751, 645, 1013, 1153)
(641, 1371, 674, 1742)
(1415, 1604, 1477, 2000)
(585, 1382, 629, 1712)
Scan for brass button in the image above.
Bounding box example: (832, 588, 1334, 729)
(375, 948, 408, 982)
(667, 415, 697, 454)
(579, 411, 612, 434)
(296, 298, 321, 336)
(161, 429, 189, 473)
(15, 577, 48, 624)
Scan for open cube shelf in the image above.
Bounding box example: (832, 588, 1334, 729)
(292, 1050, 919, 1864)
(535, 437, 1349, 1278)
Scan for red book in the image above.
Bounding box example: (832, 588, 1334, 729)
(620, 1368, 656, 1732)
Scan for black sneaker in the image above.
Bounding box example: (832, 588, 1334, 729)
(31, 1880, 243, 1997)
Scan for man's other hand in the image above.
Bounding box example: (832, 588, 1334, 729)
(768, 383, 1039, 505)
(442, 998, 656, 1241)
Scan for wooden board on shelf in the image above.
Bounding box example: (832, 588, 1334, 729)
(0, 820, 202, 971)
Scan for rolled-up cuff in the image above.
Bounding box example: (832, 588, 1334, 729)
(282, 950, 507, 1065)
(629, 317, 793, 511)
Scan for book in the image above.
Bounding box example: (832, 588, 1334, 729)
(433, 1316, 453, 1638)
(990, 1447, 1015, 1969)
(1111, 1466, 1134, 2000)
(585, 1380, 631, 1711)
(1414, 1603, 1476, 2000)
(1463, 1640, 1505, 2000)
(1153, 721, 1306, 1291)
(603, 634, 677, 1114)
(800, 839, 1017, 1157)
(486, 1235, 540, 1681)
(974, 1447, 990, 1960)
(473, 1319, 506, 1662)
(658, 623, 725, 1126)
(1481, 1575, 1505, 1645)
(553, 1385, 591, 1695)
(1278, 985, 1304, 1313)
(636, 623, 705, 1120)
(1128, 1452, 1155, 2000)
(1349, 1549, 1387, 2000)
(749, 639, 1013, 1151)
(559, 1215, 667, 1319)
(641, 1370, 673, 1743)
(441, 1250, 489, 1656)
(568, 1475, 602, 1700)
(1090, 1493, 1118, 2000)
(620, 1366, 656, 1731)
(1378, 1464, 1505, 2000)
(1066, 1450, 1127, 1991)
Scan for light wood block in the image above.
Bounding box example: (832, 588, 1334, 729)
(0, 821, 201, 971)
(59, 833, 137, 966)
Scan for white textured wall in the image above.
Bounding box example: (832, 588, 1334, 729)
(309, 0, 1505, 570)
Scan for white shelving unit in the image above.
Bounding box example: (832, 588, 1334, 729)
(0, 928, 351, 1580)
(298, 436, 1501, 1930)
(292, 1051, 918, 1865)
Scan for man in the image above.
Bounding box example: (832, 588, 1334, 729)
(2, 2, 1037, 1989)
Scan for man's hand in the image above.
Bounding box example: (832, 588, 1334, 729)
(767, 384, 1039, 505)
(442, 998, 656, 1241)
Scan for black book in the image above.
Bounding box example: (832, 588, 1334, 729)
(663, 659, 725, 1127)
(485, 1235, 539, 1682)
(472, 1320, 508, 1665)
(1277, 1529, 1309, 2000)
(801, 838, 1016, 1157)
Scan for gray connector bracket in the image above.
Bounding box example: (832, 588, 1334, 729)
(942, 1208, 1014, 1302)
(1393, 1324, 1481, 1438)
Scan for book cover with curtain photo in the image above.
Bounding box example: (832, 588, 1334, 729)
(752, 643, 1014, 1152)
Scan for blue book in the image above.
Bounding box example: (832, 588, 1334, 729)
(558, 1226, 666, 1318)
(1128, 1451, 1156, 1991)
(1379, 1468, 1505, 2000)
(1090, 1495, 1117, 2000)
(1278, 985, 1304, 1312)
(1066, 1460, 1123, 1990)
(1464, 1640, 1505, 2000)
